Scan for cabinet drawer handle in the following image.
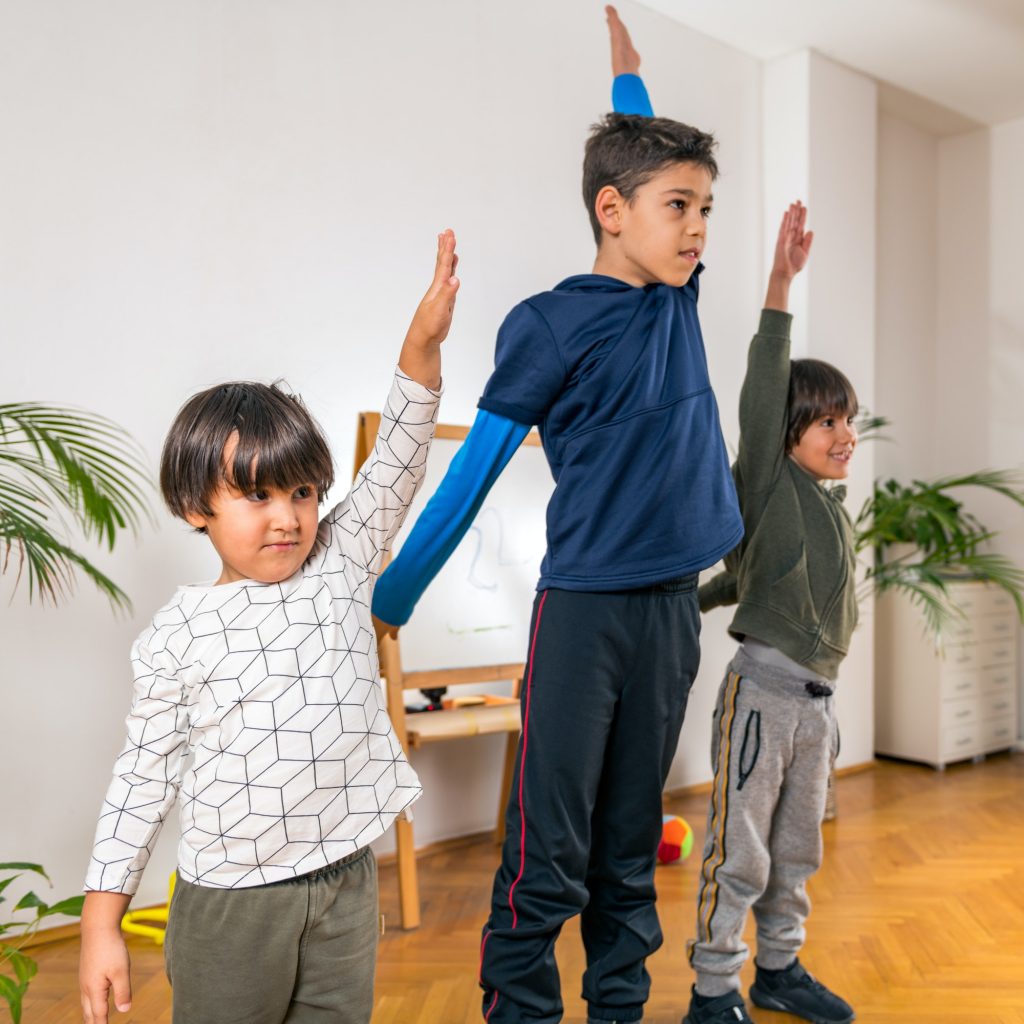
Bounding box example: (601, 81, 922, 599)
(955, 710, 972, 719)
(993, 676, 1010, 686)
(992, 702, 1009, 712)
(955, 737, 973, 746)
(954, 683, 972, 692)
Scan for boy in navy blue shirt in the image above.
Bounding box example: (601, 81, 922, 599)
(372, 28, 741, 1024)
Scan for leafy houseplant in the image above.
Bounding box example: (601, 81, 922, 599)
(1, 403, 150, 1021)
(0, 865, 86, 1023)
(855, 469, 1024, 637)
(0, 403, 149, 607)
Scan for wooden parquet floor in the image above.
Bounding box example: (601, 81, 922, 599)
(21, 754, 1024, 1023)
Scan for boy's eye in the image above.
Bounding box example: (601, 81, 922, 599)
(821, 418, 835, 428)
(248, 489, 270, 502)
(701, 207, 713, 219)
(294, 485, 315, 500)
(669, 199, 686, 211)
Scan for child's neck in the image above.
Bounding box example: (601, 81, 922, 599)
(592, 246, 650, 288)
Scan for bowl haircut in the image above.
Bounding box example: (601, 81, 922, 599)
(160, 381, 335, 525)
(786, 359, 859, 452)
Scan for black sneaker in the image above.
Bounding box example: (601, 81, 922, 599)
(749, 959, 855, 1024)
(682, 987, 753, 1024)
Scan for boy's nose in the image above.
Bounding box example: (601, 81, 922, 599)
(270, 499, 300, 531)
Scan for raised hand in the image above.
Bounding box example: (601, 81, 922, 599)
(764, 202, 813, 312)
(772, 201, 813, 280)
(399, 229, 460, 389)
(407, 229, 460, 349)
(606, 5, 641, 77)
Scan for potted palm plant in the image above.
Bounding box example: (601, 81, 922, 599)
(1, 402, 150, 1022)
(856, 469, 1024, 636)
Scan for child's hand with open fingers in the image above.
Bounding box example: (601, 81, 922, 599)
(764, 202, 812, 312)
(406, 229, 460, 350)
(399, 229, 460, 390)
(772, 201, 814, 281)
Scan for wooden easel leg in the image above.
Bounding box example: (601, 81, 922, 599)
(396, 815, 421, 930)
(494, 731, 520, 845)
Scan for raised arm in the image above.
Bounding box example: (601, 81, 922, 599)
(736, 202, 813, 496)
(372, 409, 530, 631)
(607, 5, 653, 116)
(398, 229, 459, 390)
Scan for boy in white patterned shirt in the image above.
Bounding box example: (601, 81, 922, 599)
(79, 231, 459, 1024)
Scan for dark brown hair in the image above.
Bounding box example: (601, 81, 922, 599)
(582, 113, 719, 245)
(160, 381, 334, 525)
(786, 359, 859, 451)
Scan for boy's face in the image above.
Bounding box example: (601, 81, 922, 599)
(789, 412, 858, 481)
(601, 161, 713, 287)
(185, 435, 320, 585)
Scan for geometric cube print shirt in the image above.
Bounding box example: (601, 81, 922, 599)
(85, 370, 439, 893)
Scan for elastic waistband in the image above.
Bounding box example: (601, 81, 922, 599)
(272, 846, 371, 887)
(730, 648, 837, 699)
(632, 573, 698, 595)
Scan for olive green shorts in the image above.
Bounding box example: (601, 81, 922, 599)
(165, 847, 378, 1024)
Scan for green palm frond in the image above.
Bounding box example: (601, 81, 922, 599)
(0, 403, 151, 609)
(856, 468, 1024, 636)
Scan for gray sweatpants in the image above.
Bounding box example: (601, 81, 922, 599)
(689, 649, 838, 997)
(164, 846, 378, 1024)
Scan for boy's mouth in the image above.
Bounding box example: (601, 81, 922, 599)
(680, 248, 701, 263)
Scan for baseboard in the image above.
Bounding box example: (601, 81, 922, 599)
(834, 758, 878, 778)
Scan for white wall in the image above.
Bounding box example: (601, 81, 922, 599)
(876, 108, 1024, 740)
(875, 112, 938, 481)
(988, 119, 1024, 735)
(1, 0, 765, 908)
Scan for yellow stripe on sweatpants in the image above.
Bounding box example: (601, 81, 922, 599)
(694, 671, 743, 950)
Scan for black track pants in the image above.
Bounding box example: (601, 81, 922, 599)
(479, 576, 701, 1023)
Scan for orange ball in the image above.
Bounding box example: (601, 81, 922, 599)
(657, 814, 694, 864)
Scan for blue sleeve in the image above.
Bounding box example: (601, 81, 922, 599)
(478, 301, 566, 426)
(371, 409, 531, 626)
(612, 73, 653, 117)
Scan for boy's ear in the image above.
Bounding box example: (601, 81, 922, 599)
(184, 508, 209, 530)
(594, 185, 626, 238)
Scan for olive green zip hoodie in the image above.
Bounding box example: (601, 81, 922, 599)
(699, 308, 858, 680)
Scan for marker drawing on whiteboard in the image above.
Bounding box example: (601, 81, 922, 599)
(465, 507, 528, 591)
(446, 623, 511, 636)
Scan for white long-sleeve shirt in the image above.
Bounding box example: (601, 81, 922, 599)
(85, 370, 439, 893)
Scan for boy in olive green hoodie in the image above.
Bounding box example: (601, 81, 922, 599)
(684, 202, 859, 1024)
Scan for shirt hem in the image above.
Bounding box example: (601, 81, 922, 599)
(477, 396, 540, 427)
(537, 522, 743, 592)
(173, 789, 422, 890)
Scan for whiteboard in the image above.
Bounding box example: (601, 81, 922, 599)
(388, 430, 554, 673)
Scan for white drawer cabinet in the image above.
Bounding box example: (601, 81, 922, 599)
(875, 582, 1020, 769)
